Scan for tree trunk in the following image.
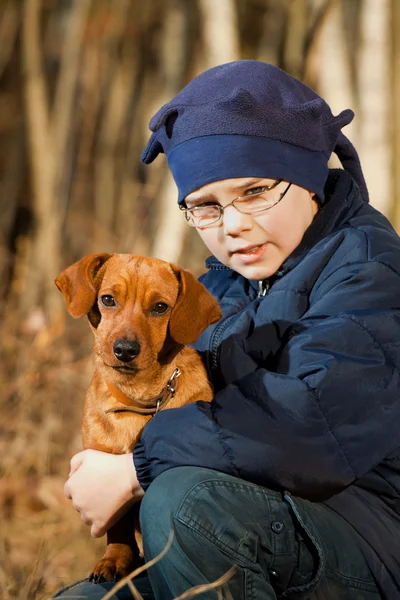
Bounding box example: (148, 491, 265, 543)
(315, 0, 357, 163)
(282, 0, 307, 78)
(256, 0, 286, 65)
(152, 0, 241, 266)
(21, 0, 90, 327)
(93, 0, 132, 248)
(22, 0, 60, 322)
(357, 0, 391, 213)
(198, 0, 240, 70)
(151, 0, 191, 263)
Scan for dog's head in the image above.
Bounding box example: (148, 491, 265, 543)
(55, 253, 221, 372)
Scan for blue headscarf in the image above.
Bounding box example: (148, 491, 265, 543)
(141, 60, 368, 204)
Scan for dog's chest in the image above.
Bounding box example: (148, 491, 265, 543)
(105, 412, 146, 452)
(83, 404, 147, 454)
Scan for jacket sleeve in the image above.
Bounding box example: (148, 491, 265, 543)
(134, 260, 400, 499)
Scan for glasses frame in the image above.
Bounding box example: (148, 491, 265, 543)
(180, 180, 292, 228)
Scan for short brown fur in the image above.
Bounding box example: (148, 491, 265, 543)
(55, 253, 222, 582)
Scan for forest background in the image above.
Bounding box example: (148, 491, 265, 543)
(0, 0, 399, 598)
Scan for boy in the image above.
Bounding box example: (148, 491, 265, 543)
(55, 61, 400, 599)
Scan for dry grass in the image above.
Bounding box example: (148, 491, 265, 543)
(0, 310, 104, 599)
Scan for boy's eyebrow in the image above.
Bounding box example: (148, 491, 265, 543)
(185, 193, 217, 206)
(185, 178, 264, 205)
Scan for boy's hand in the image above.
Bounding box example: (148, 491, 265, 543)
(64, 449, 144, 538)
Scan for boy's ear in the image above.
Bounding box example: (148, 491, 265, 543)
(168, 264, 222, 344)
(55, 253, 113, 318)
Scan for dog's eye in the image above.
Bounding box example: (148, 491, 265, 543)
(151, 302, 169, 315)
(100, 295, 116, 307)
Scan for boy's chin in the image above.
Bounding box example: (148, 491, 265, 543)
(232, 262, 276, 281)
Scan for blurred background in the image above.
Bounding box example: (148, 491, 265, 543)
(0, 0, 399, 598)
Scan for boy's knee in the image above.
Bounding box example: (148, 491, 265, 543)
(139, 467, 230, 558)
(139, 467, 283, 565)
(140, 466, 217, 527)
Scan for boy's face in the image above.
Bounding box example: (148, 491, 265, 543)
(185, 177, 319, 281)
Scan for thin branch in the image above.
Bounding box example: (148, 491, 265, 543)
(100, 530, 175, 600)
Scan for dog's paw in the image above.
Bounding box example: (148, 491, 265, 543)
(89, 558, 119, 583)
(89, 544, 143, 583)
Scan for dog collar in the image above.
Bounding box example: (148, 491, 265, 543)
(104, 368, 181, 416)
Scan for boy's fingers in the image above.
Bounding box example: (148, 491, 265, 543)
(69, 450, 85, 476)
(64, 451, 87, 498)
(64, 478, 72, 499)
(91, 524, 104, 538)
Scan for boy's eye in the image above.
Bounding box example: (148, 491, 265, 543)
(101, 295, 116, 307)
(246, 186, 267, 196)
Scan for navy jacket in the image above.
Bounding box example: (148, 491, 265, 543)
(134, 170, 400, 596)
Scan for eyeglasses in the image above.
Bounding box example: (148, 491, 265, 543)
(180, 180, 292, 228)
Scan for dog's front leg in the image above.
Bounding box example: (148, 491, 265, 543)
(89, 505, 143, 582)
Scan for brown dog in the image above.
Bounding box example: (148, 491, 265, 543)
(55, 253, 221, 582)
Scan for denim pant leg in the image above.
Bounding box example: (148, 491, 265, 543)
(139, 467, 382, 600)
(52, 576, 155, 599)
(288, 496, 382, 600)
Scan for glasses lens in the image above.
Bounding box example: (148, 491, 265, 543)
(235, 186, 283, 214)
(185, 206, 220, 227)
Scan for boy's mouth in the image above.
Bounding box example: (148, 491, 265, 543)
(232, 243, 265, 255)
(231, 243, 268, 264)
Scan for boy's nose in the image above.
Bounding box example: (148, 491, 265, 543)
(222, 205, 253, 235)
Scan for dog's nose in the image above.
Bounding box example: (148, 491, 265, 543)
(113, 338, 141, 363)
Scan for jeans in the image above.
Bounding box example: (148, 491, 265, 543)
(52, 467, 381, 599)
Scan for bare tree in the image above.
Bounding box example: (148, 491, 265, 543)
(149, 0, 191, 263)
(357, 0, 391, 214)
(152, 0, 241, 264)
(198, 0, 240, 70)
(256, 0, 286, 65)
(282, 0, 308, 79)
(22, 0, 91, 324)
(315, 0, 357, 166)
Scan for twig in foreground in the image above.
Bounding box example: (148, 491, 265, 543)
(100, 530, 174, 600)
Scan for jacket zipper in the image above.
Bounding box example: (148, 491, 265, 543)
(210, 313, 237, 372)
(258, 278, 270, 297)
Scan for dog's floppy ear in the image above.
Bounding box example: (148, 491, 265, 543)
(55, 253, 113, 318)
(169, 265, 222, 344)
